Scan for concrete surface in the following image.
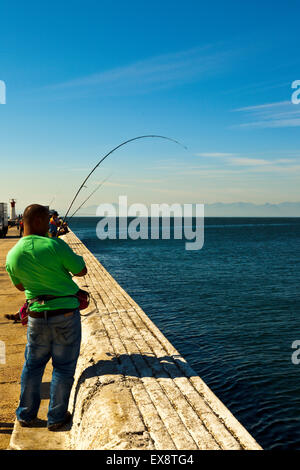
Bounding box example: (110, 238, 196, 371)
(0, 227, 28, 449)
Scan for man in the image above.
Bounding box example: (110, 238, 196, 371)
(48, 210, 59, 238)
(19, 218, 24, 237)
(57, 221, 69, 237)
(6, 204, 87, 431)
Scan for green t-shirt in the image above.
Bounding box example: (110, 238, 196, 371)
(6, 235, 86, 312)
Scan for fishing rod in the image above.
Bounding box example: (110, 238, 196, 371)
(49, 196, 56, 207)
(68, 173, 112, 219)
(63, 135, 187, 223)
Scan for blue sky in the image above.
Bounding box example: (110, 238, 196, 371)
(0, 0, 300, 214)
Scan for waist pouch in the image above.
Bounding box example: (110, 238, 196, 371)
(19, 303, 29, 326)
(22, 289, 90, 326)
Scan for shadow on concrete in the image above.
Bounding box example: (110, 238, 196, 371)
(80, 353, 190, 381)
(0, 422, 14, 435)
(72, 352, 194, 416)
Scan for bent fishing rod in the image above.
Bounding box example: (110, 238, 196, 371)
(63, 135, 187, 223)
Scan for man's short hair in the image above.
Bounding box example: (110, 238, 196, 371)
(23, 204, 49, 225)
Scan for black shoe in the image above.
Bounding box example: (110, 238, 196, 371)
(47, 411, 72, 431)
(18, 418, 36, 427)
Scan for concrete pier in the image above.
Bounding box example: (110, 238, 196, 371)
(6, 229, 262, 450)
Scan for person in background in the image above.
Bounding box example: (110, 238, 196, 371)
(19, 219, 24, 237)
(48, 211, 59, 238)
(57, 221, 69, 237)
(4, 310, 22, 323)
(6, 204, 87, 431)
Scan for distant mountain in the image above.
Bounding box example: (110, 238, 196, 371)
(63, 202, 300, 217)
(204, 202, 300, 217)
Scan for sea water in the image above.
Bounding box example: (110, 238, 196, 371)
(69, 216, 300, 450)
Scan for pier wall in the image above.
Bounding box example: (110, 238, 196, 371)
(9, 229, 262, 450)
(63, 230, 261, 450)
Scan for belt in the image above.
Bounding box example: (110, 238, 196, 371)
(28, 310, 75, 319)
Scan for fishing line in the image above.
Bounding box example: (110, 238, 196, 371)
(63, 135, 187, 222)
(69, 173, 113, 219)
(49, 195, 56, 207)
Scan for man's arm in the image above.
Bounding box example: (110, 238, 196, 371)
(6, 260, 24, 290)
(57, 239, 87, 277)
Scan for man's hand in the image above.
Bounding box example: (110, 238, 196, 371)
(73, 266, 87, 277)
(15, 283, 25, 291)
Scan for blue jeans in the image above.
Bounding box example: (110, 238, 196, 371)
(16, 309, 81, 426)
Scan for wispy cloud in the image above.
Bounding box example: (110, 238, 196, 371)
(135, 178, 165, 184)
(180, 164, 300, 178)
(235, 101, 290, 112)
(228, 157, 271, 166)
(227, 157, 300, 171)
(100, 181, 132, 188)
(195, 152, 236, 158)
(222, 80, 290, 97)
(249, 164, 300, 174)
(233, 100, 300, 128)
(45, 44, 237, 97)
